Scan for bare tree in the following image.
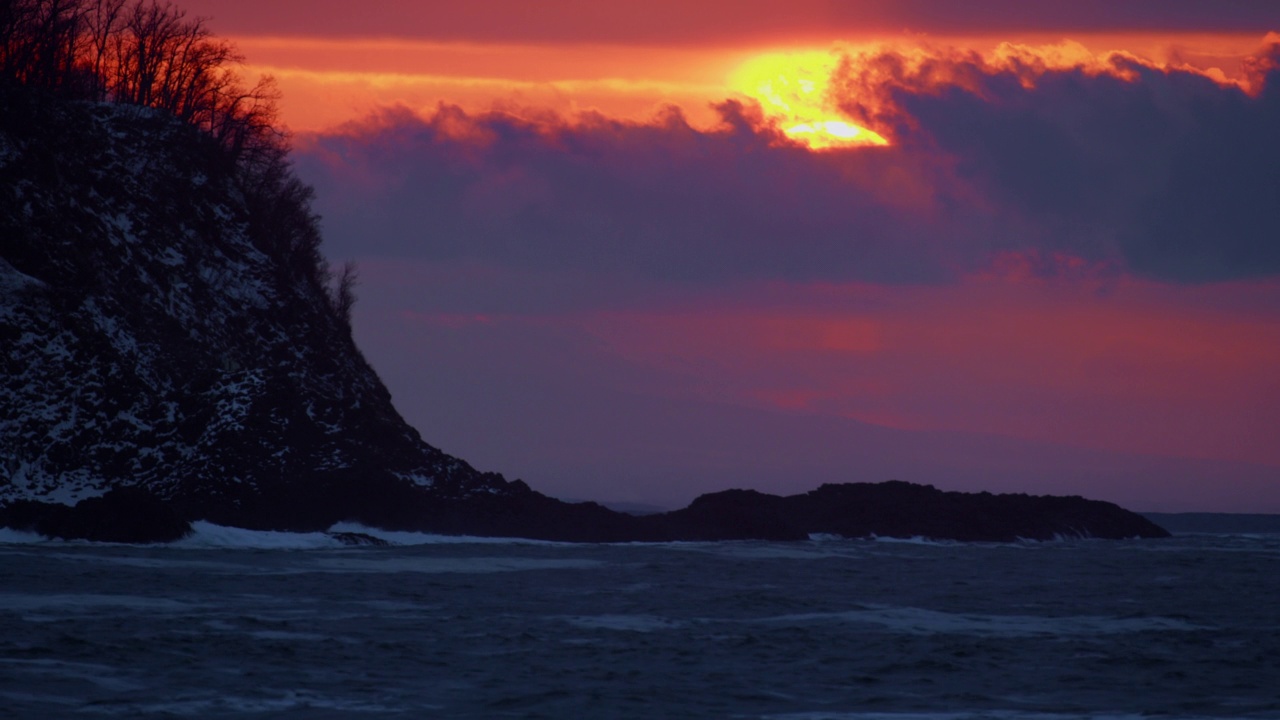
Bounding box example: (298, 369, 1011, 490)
(81, 0, 127, 98)
(3, 0, 353, 324)
(3, 0, 286, 164)
(331, 261, 359, 327)
(1, 0, 89, 91)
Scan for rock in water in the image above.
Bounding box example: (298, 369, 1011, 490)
(645, 482, 1171, 541)
(327, 531, 390, 547)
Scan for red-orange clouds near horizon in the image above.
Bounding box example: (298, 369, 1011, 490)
(180, 0, 1279, 136)
(581, 276, 1280, 467)
(178, 1, 1280, 511)
(223, 32, 1272, 140)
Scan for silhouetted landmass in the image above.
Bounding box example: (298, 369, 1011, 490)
(0, 479, 1169, 543)
(644, 483, 1170, 541)
(0, 3, 1169, 545)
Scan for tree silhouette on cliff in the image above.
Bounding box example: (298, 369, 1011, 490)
(1, 0, 356, 325)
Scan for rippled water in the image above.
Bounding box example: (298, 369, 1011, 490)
(2, 526, 1278, 719)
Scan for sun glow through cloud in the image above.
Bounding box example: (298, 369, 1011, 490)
(231, 30, 1268, 146)
(730, 49, 889, 149)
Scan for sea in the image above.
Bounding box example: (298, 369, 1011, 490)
(1, 521, 1277, 719)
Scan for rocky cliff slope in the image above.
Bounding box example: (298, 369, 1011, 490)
(0, 90, 584, 533)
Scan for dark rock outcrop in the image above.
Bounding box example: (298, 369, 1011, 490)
(0, 90, 533, 532)
(0, 487, 191, 543)
(643, 489, 809, 541)
(643, 482, 1170, 541)
(327, 531, 390, 547)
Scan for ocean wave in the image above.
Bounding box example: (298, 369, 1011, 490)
(181, 520, 580, 549)
(324, 522, 569, 547)
(0, 527, 44, 545)
(757, 604, 1210, 637)
(757, 707, 1162, 712)
(0, 520, 572, 550)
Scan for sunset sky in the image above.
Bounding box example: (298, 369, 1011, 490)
(182, 1, 1280, 512)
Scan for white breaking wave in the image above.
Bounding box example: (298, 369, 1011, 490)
(175, 522, 342, 550)
(177, 520, 573, 549)
(0, 527, 44, 545)
(1, 521, 350, 549)
(0, 520, 574, 550)
(325, 522, 568, 546)
(867, 534, 959, 545)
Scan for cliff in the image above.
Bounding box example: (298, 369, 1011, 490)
(0, 90, 576, 534)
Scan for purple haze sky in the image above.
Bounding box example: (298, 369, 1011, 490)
(183, 1, 1280, 511)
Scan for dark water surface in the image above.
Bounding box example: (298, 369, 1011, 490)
(2, 526, 1278, 719)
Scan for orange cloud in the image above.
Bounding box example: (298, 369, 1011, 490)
(222, 30, 1270, 136)
(231, 37, 748, 132)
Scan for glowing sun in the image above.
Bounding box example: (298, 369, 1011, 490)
(731, 49, 888, 150)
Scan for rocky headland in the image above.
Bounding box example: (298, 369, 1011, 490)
(0, 4, 1168, 544)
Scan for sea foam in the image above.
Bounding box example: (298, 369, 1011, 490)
(172, 521, 568, 550)
(0, 527, 44, 545)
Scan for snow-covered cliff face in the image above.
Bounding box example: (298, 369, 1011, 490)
(0, 93, 514, 529)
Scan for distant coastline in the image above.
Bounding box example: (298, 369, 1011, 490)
(1140, 513, 1280, 535)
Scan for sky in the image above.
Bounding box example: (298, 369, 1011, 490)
(182, 1, 1280, 512)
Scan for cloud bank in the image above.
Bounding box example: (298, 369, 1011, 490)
(299, 38, 1280, 286)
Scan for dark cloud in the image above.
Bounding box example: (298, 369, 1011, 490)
(297, 104, 989, 285)
(833, 40, 1280, 282)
